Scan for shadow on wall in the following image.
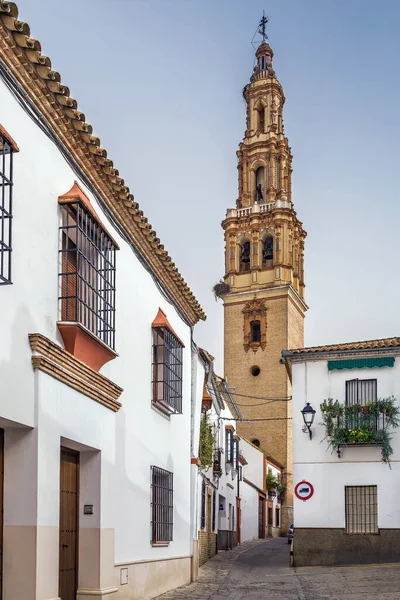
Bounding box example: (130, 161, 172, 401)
(0, 305, 37, 426)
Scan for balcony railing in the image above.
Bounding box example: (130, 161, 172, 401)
(237, 203, 273, 218)
(226, 197, 292, 220)
(320, 398, 400, 463)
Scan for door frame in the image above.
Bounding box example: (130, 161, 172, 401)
(59, 446, 80, 600)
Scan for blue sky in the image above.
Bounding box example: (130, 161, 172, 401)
(15, 0, 400, 371)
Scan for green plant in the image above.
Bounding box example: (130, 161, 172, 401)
(276, 482, 285, 494)
(320, 397, 399, 463)
(266, 472, 278, 491)
(199, 417, 214, 469)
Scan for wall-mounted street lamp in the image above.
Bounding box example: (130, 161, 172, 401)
(301, 403, 316, 440)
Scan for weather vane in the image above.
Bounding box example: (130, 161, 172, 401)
(251, 11, 270, 50)
(258, 11, 269, 41)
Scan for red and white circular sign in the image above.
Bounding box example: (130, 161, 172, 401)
(294, 480, 314, 501)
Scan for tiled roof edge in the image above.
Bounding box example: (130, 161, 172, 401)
(283, 337, 400, 356)
(0, 1, 205, 325)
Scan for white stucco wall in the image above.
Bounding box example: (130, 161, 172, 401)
(240, 438, 264, 490)
(0, 73, 200, 572)
(292, 355, 400, 529)
(240, 481, 259, 542)
(240, 438, 264, 541)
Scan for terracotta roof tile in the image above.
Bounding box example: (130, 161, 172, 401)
(286, 337, 400, 355)
(0, 1, 205, 324)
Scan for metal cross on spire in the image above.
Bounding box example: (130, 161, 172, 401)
(258, 11, 269, 41)
(251, 11, 270, 50)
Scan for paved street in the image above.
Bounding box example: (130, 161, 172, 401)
(155, 538, 400, 599)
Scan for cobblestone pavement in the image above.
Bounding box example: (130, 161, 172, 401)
(155, 538, 400, 599)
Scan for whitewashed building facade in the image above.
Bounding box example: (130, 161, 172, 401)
(283, 337, 400, 567)
(194, 350, 242, 565)
(239, 439, 283, 542)
(0, 3, 206, 600)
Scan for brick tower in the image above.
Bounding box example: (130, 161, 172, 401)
(221, 23, 307, 529)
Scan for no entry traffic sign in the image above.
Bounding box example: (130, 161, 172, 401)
(294, 480, 314, 501)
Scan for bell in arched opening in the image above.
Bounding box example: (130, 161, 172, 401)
(262, 236, 273, 264)
(240, 241, 251, 271)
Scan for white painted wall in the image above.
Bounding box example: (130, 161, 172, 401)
(0, 71, 202, 577)
(240, 481, 259, 542)
(292, 354, 400, 529)
(240, 438, 264, 542)
(241, 438, 264, 490)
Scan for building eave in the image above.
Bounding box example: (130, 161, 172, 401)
(0, 2, 205, 325)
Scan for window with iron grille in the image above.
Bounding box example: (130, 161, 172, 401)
(233, 439, 239, 470)
(0, 131, 14, 285)
(151, 466, 173, 543)
(58, 200, 117, 349)
(345, 379, 377, 406)
(345, 485, 378, 534)
(152, 326, 183, 414)
(200, 479, 206, 530)
(225, 429, 234, 463)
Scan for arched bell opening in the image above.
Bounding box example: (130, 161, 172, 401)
(239, 240, 251, 272)
(255, 166, 264, 204)
(262, 235, 274, 266)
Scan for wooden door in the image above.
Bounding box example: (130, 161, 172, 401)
(59, 448, 79, 600)
(258, 496, 265, 539)
(0, 429, 4, 600)
(236, 497, 241, 545)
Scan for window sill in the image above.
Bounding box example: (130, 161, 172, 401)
(57, 321, 118, 372)
(151, 541, 170, 547)
(152, 400, 182, 417)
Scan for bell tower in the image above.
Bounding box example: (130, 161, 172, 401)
(221, 17, 307, 529)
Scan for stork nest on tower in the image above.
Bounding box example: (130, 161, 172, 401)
(212, 280, 230, 301)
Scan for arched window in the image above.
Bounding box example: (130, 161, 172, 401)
(250, 320, 261, 343)
(240, 241, 251, 272)
(256, 166, 264, 203)
(257, 107, 265, 132)
(262, 236, 273, 264)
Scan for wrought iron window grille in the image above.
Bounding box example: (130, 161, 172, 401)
(0, 133, 14, 285)
(345, 485, 378, 534)
(151, 466, 173, 543)
(152, 326, 183, 414)
(225, 429, 234, 463)
(58, 201, 117, 349)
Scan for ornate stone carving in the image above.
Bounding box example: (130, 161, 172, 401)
(242, 298, 267, 352)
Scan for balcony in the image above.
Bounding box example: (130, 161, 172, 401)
(226, 197, 292, 220)
(320, 398, 400, 463)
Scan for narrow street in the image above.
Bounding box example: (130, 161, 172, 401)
(155, 538, 400, 600)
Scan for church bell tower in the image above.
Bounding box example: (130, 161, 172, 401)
(222, 18, 307, 528)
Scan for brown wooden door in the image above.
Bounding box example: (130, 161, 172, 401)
(236, 497, 241, 545)
(258, 496, 265, 539)
(59, 448, 79, 600)
(0, 429, 4, 600)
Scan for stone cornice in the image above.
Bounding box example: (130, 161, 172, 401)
(29, 334, 123, 412)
